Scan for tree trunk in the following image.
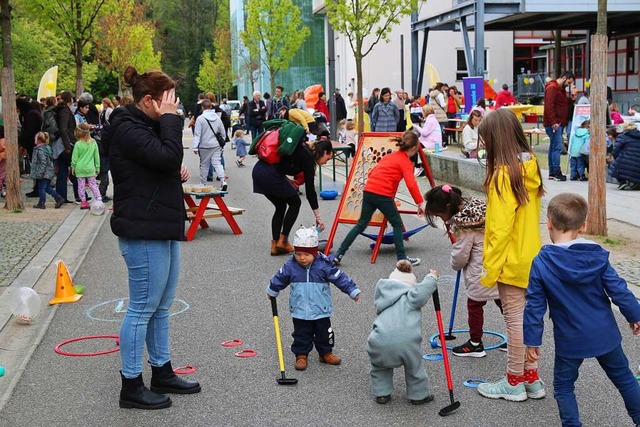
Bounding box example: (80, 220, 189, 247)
(586, 6, 607, 236)
(1, 0, 24, 211)
(75, 40, 84, 95)
(269, 69, 276, 95)
(554, 30, 562, 78)
(356, 56, 364, 135)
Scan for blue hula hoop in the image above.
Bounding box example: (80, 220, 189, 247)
(429, 329, 507, 351)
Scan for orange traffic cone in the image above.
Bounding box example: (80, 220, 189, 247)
(49, 261, 83, 305)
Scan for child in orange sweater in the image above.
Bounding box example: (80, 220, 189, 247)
(332, 130, 425, 266)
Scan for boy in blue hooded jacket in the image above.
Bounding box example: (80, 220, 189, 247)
(268, 226, 361, 371)
(524, 193, 640, 427)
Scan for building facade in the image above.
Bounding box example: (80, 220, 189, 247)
(230, 0, 326, 99)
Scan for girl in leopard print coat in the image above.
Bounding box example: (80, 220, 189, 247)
(424, 184, 502, 358)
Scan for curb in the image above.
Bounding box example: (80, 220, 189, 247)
(0, 208, 109, 412)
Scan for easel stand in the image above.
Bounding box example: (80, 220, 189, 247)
(323, 132, 436, 263)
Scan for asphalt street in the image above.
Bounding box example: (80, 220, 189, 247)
(1, 132, 639, 426)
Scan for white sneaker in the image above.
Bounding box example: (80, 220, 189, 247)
(414, 167, 424, 177)
(221, 182, 228, 192)
(406, 257, 420, 266)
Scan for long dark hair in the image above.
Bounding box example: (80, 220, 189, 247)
(311, 139, 333, 161)
(423, 185, 465, 227)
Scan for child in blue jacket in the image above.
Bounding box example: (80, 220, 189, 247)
(524, 193, 640, 427)
(267, 226, 361, 371)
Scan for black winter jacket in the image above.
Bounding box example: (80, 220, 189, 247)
(57, 105, 77, 151)
(610, 129, 640, 184)
(105, 105, 186, 240)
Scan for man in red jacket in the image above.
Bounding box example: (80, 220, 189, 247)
(543, 71, 576, 181)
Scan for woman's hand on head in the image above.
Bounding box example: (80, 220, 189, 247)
(154, 89, 180, 117)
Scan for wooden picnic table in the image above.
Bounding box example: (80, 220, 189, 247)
(318, 141, 352, 191)
(183, 190, 244, 241)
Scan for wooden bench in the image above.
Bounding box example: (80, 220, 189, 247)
(185, 204, 245, 221)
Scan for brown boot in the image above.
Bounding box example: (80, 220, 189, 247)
(295, 354, 308, 371)
(276, 234, 294, 253)
(319, 352, 341, 365)
(270, 240, 279, 256)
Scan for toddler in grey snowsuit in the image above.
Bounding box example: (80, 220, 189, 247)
(366, 260, 439, 405)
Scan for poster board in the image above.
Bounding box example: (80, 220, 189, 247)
(463, 77, 484, 113)
(324, 132, 436, 263)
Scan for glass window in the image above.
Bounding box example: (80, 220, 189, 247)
(617, 52, 627, 74)
(607, 53, 615, 74)
(514, 46, 531, 58)
(457, 50, 467, 70)
(618, 39, 626, 50)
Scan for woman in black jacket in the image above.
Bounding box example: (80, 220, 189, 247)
(252, 138, 333, 255)
(55, 91, 80, 203)
(105, 66, 200, 410)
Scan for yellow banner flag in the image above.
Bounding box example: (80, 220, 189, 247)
(37, 66, 58, 100)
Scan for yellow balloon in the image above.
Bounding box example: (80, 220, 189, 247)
(46, 81, 55, 90)
(523, 78, 529, 84)
(489, 79, 494, 84)
(585, 81, 591, 88)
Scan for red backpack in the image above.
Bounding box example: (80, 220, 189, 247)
(253, 129, 281, 164)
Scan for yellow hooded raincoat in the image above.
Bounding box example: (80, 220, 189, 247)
(481, 156, 542, 289)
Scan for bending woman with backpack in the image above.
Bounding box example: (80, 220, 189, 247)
(252, 138, 333, 255)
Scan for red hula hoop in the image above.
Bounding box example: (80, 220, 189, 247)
(54, 335, 120, 357)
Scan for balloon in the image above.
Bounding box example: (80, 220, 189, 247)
(493, 78, 499, 84)
(545, 77, 552, 83)
(585, 81, 591, 88)
(304, 84, 323, 110)
(488, 79, 494, 84)
(10, 287, 41, 324)
(90, 200, 105, 216)
(46, 81, 55, 90)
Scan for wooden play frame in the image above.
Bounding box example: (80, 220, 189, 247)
(323, 132, 436, 263)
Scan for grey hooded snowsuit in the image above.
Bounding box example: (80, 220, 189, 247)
(365, 274, 437, 400)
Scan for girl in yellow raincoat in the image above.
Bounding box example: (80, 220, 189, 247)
(475, 109, 546, 402)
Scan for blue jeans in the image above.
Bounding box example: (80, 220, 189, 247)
(554, 345, 640, 426)
(338, 191, 407, 260)
(545, 125, 564, 176)
(570, 156, 585, 179)
(118, 238, 180, 378)
(36, 178, 59, 204)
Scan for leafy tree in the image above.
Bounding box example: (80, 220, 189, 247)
(0, 9, 95, 96)
(0, 0, 23, 211)
(149, 0, 228, 106)
(240, 0, 310, 94)
(324, 0, 416, 133)
(196, 28, 234, 100)
(27, 0, 115, 95)
(95, 0, 162, 94)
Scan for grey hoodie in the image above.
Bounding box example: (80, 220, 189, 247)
(193, 109, 226, 149)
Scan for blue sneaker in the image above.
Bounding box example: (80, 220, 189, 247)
(477, 377, 527, 402)
(525, 380, 546, 399)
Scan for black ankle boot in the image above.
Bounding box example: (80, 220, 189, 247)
(119, 372, 171, 409)
(150, 361, 201, 394)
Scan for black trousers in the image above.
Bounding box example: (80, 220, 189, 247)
(265, 194, 301, 241)
(291, 317, 333, 356)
